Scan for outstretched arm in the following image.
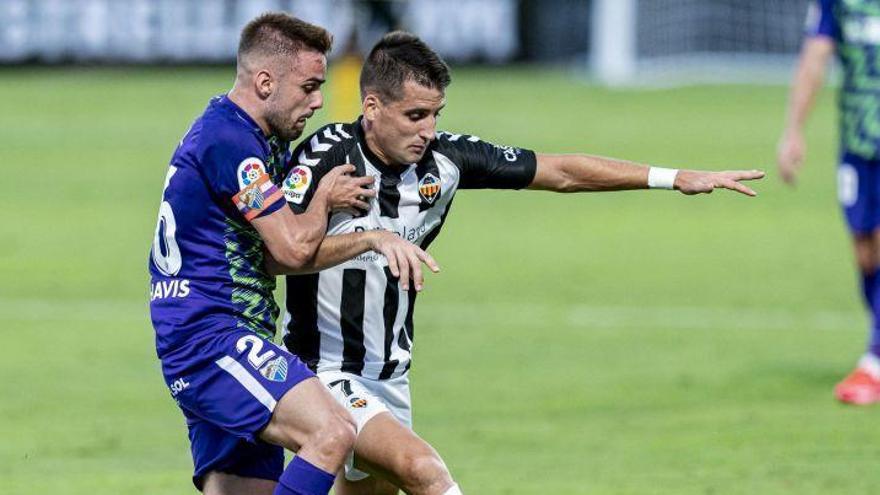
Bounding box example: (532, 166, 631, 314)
(528, 153, 765, 196)
(777, 36, 835, 185)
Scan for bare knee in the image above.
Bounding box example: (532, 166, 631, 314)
(398, 451, 453, 495)
(323, 414, 358, 452)
(304, 412, 357, 464)
(267, 409, 356, 473)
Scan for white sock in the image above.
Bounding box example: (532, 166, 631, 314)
(858, 353, 880, 379)
(442, 484, 463, 495)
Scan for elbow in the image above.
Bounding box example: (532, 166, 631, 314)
(556, 179, 580, 193)
(552, 163, 591, 193)
(554, 173, 583, 193)
(273, 245, 316, 273)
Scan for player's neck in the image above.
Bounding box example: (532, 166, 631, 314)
(227, 87, 271, 137)
(363, 129, 408, 172)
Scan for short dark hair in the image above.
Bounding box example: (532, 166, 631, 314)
(360, 31, 451, 102)
(238, 12, 332, 65)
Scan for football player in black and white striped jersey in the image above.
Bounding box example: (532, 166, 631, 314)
(268, 32, 765, 495)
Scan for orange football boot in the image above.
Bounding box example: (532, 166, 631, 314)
(834, 367, 880, 405)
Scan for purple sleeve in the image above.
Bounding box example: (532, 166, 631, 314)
(201, 130, 285, 222)
(806, 0, 839, 40)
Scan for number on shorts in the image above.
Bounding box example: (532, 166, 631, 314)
(838, 163, 858, 208)
(328, 379, 355, 397)
(236, 335, 278, 369)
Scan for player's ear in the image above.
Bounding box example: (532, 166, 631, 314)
(255, 69, 273, 100)
(363, 94, 381, 122)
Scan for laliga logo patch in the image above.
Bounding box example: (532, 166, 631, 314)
(418, 173, 441, 204)
(283, 166, 312, 205)
(349, 396, 368, 408)
(237, 158, 267, 188)
(260, 356, 289, 382)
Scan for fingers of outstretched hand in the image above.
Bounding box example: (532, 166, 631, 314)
(384, 245, 400, 279)
(719, 178, 756, 196)
(407, 249, 424, 291)
(375, 237, 438, 291)
(683, 172, 760, 196)
(415, 248, 440, 273)
(396, 246, 411, 291)
(725, 170, 765, 181)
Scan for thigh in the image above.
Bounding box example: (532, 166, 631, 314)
(317, 371, 399, 482)
(162, 331, 314, 486)
(186, 412, 284, 490)
(202, 471, 276, 495)
(349, 412, 445, 488)
(853, 232, 879, 272)
(259, 375, 353, 450)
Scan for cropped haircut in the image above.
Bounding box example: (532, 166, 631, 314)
(360, 31, 451, 102)
(238, 12, 332, 67)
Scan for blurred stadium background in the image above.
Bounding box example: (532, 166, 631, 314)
(4, 0, 880, 493)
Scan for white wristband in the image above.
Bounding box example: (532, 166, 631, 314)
(647, 167, 679, 190)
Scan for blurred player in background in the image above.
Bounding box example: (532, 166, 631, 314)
(328, 0, 403, 122)
(148, 13, 433, 495)
(276, 31, 765, 495)
(777, 0, 880, 405)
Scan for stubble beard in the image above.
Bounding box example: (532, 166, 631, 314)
(265, 110, 302, 142)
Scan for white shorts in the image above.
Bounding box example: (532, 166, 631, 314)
(318, 370, 412, 481)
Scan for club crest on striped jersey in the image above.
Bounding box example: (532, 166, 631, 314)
(418, 173, 441, 204)
(260, 356, 289, 382)
(283, 166, 312, 204)
(237, 157, 268, 188)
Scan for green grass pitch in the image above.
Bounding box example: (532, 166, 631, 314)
(2, 65, 879, 494)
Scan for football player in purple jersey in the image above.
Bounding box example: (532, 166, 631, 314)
(149, 14, 436, 495)
(778, 0, 880, 405)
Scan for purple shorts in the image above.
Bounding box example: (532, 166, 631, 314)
(160, 329, 315, 489)
(839, 152, 880, 235)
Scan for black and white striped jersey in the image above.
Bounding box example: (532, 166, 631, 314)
(281, 117, 537, 380)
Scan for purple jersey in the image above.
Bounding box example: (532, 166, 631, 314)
(806, 0, 880, 158)
(149, 95, 290, 358)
